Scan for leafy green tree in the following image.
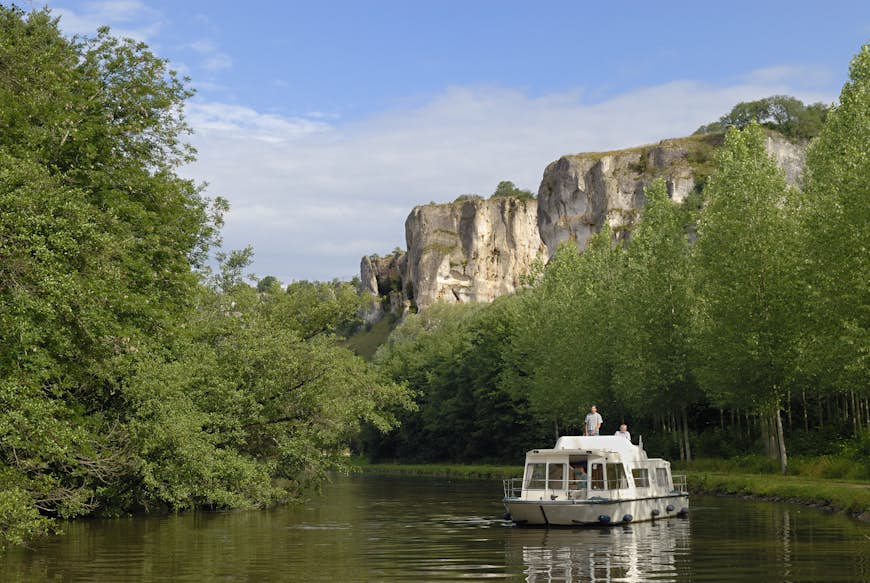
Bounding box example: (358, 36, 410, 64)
(257, 275, 282, 293)
(0, 7, 413, 549)
(799, 44, 870, 408)
(613, 180, 699, 458)
(695, 95, 829, 140)
(491, 180, 535, 200)
(0, 6, 212, 533)
(513, 227, 625, 436)
(369, 298, 538, 462)
(692, 123, 801, 472)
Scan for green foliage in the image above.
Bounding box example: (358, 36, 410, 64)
(453, 193, 483, 203)
(0, 488, 53, 551)
(695, 95, 830, 140)
(490, 180, 535, 201)
(613, 179, 699, 414)
(799, 44, 870, 399)
(368, 299, 540, 462)
(256, 275, 282, 294)
(511, 229, 625, 434)
(0, 7, 413, 550)
(693, 123, 801, 411)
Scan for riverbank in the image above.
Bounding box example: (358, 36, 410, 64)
(352, 461, 870, 523)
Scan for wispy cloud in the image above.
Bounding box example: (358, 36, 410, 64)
(181, 68, 836, 282)
(185, 39, 233, 72)
(54, 0, 163, 41)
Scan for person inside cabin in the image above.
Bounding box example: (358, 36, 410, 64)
(570, 463, 588, 494)
(615, 423, 631, 441)
(584, 405, 603, 436)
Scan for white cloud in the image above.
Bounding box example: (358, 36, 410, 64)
(181, 70, 835, 282)
(185, 39, 232, 72)
(54, 1, 162, 41)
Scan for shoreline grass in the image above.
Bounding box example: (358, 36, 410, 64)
(351, 460, 870, 522)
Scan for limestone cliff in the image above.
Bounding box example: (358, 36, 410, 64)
(360, 251, 407, 323)
(360, 131, 806, 316)
(404, 196, 545, 311)
(537, 132, 805, 257)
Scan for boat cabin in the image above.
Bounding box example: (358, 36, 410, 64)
(506, 436, 679, 502)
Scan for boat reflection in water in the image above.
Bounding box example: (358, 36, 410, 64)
(506, 518, 690, 582)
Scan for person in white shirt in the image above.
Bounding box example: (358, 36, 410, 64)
(614, 423, 631, 441)
(584, 405, 603, 436)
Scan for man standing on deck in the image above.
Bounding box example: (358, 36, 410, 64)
(584, 405, 603, 436)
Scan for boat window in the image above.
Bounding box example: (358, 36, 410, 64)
(632, 468, 650, 488)
(525, 463, 547, 490)
(656, 467, 671, 489)
(548, 463, 565, 490)
(606, 464, 629, 489)
(589, 463, 605, 490)
(568, 457, 588, 489)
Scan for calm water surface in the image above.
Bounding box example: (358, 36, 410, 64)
(3, 475, 868, 582)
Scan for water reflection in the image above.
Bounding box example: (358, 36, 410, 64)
(2, 476, 867, 582)
(507, 520, 690, 582)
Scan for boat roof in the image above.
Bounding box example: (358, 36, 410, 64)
(526, 435, 647, 462)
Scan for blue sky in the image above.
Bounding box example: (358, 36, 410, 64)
(40, 1, 870, 282)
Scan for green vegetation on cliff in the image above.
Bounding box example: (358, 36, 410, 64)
(695, 95, 829, 140)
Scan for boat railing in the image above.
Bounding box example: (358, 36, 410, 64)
(502, 478, 523, 499)
(672, 474, 688, 493)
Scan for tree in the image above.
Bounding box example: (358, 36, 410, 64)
(799, 44, 870, 418)
(257, 275, 282, 294)
(513, 227, 625, 437)
(613, 180, 699, 459)
(491, 180, 535, 200)
(0, 7, 213, 532)
(0, 7, 413, 549)
(694, 95, 829, 140)
(692, 123, 801, 473)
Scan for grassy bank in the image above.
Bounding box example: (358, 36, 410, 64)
(353, 460, 870, 521)
(684, 471, 870, 520)
(350, 460, 521, 480)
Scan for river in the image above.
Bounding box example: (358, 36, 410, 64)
(3, 474, 867, 582)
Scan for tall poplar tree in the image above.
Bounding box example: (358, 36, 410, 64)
(693, 123, 801, 473)
(799, 44, 869, 415)
(614, 180, 698, 458)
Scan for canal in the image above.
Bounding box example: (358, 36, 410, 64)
(3, 474, 867, 581)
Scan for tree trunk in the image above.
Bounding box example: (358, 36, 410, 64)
(774, 408, 788, 474)
(818, 393, 824, 429)
(673, 412, 684, 462)
(802, 388, 809, 432)
(681, 407, 692, 463)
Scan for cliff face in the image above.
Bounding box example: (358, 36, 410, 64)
(404, 197, 545, 311)
(537, 133, 805, 257)
(360, 252, 407, 323)
(360, 131, 806, 315)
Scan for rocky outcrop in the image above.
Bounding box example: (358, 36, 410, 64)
(765, 134, 807, 187)
(360, 131, 807, 316)
(404, 197, 545, 311)
(537, 132, 806, 257)
(360, 251, 407, 323)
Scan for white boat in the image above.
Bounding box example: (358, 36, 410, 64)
(502, 435, 689, 526)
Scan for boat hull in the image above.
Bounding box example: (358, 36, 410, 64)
(504, 493, 689, 526)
